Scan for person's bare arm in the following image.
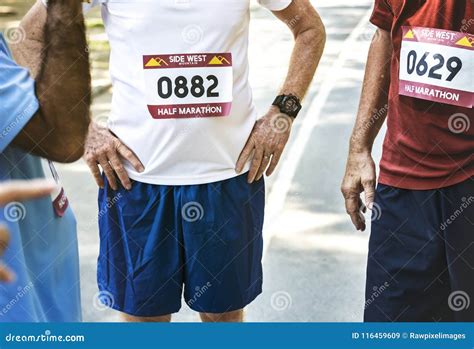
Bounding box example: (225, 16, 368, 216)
(341, 29, 392, 231)
(271, 0, 326, 100)
(11, 1, 46, 78)
(236, 0, 326, 182)
(10, 0, 91, 163)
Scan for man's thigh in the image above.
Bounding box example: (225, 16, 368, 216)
(181, 173, 265, 315)
(364, 184, 452, 322)
(442, 178, 474, 321)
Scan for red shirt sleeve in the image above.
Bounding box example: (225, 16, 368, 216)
(370, 0, 394, 31)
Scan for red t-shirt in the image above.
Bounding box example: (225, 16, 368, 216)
(371, 0, 473, 190)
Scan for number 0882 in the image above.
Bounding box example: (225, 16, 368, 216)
(157, 75, 220, 99)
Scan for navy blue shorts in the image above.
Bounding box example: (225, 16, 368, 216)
(365, 178, 474, 322)
(97, 173, 265, 316)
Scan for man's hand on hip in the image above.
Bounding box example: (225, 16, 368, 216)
(84, 122, 144, 191)
(236, 107, 293, 183)
(341, 151, 377, 232)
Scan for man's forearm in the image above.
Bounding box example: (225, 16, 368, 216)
(281, 16, 325, 99)
(276, 4, 326, 100)
(12, 0, 91, 162)
(350, 29, 392, 153)
(11, 1, 46, 78)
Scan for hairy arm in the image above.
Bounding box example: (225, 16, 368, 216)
(11, 0, 91, 163)
(341, 28, 392, 231)
(349, 29, 392, 154)
(272, 0, 326, 100)
(237, 0, 326, 182)
(11, 1, 46, 78)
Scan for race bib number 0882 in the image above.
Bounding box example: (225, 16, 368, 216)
(143, 53, 233, 119)
(399, 27, 474, 108)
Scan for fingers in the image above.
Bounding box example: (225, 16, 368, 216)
(85, 157, 104, 189)
(97, 154, 118, 191)
(266, 148, 283, 177)
(248, 147, 264, 183)
(116, 140, 144, 173)
(362, 179, 376, 208)
(108, 151, 132, 190)
(255, 153, 272, 181)
(0, 264, 14, 283)
(0, 224, 10, 256)
(236, 139, 254, 174)
(0, 225, 13, 283)
(344, 195, 366, 231)
(342, 180, 366, 231)
(359, 197, 367, 213)
(85, 124, 143, 191)
(0, 180, 56, 206)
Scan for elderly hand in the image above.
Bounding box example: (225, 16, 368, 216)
(236, 107, 293, 183)
(341, 151, 377, 231)
(84, 122, 144, 191)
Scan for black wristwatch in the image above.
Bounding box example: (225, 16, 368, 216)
(272, 94, 302, 118)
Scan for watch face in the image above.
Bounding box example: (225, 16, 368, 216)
(284, 99, 295, 110)
(283, 97, 299, 112)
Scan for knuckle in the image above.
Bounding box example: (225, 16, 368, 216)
(340, 185, 351, 195)
(361, 179, 375, 187)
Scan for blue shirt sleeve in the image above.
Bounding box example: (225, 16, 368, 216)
(0, 35, 39, 153)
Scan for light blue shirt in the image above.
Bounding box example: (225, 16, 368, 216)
(0, 34, 81, 322)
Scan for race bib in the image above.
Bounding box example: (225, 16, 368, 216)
(143, 53, 233, 119)
(41, 160, 69, 218)
(399, 26, 474, 108)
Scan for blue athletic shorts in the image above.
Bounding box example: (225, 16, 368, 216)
(97, 173, 265, 316)
(365, 178, 474, 322)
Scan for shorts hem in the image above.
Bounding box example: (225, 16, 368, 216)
(98, 288, 182, 317)
(186, 286, 262, 314)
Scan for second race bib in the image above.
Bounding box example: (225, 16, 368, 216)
(399, 26, 474, 108)
(41, 160, 69, 218)
(143, 53, 233, 119)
